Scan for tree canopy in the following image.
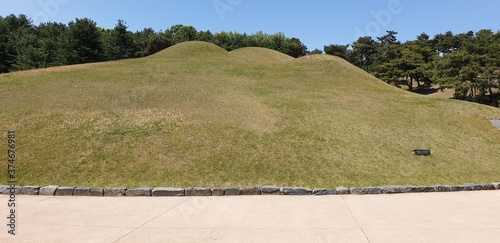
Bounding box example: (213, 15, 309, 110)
(0, 14, 309, 74)
(324, 30, 500, 106)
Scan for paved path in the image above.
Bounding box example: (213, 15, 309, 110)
(1, 191, 499, 242)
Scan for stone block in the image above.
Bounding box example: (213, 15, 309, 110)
(126, 187, 152, 196)
(281, 187, 312, 195)
(261, 186, 280, 195)
(313, 188, 337, 195)
(20, 186, 40, 195)
(152, 188, 185, 197)
(381, 186, 406, 194)
(185, 187, 212, 196)
(55, 187, 75, 196)
(493, 183, 500, 190)
(0, 185, 9, 194)
(40, 186, 59, 196)
(434, 185, 452, 192)
(349, 187, 382, 195)
(451, 186, 466, 192)
(464, 184, 484, 191)
(224, 188, 242, 196)
(104, 187, 127, 197)
(483, 184, 496, 190)
(212, 188, 224, 196)
(242, 188, 261, 195)
(74, 187, 91, 196)
(335, 187, 350, 195)
(90, 188, 104, 196)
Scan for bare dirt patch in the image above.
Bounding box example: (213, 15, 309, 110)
(491, 119, 500, 129)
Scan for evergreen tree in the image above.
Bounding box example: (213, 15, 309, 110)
(134, 28, 172, 57)
(309, 48, 323, 55)
(0, 16, 17, 73)
(67, 18, 103, 64)
(37, 22, 69, 67)
(110, 20, 136, 59)
(324, 44, 350, 60)
(351, 36, 378, 71)
(281, 37, 307, 58)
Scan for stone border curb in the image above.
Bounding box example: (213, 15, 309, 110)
(1, 183, 499, 197)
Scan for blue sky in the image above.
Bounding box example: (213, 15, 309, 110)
(1, 0, 499, 51)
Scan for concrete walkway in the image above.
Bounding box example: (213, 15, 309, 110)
(1, 191, 499, 243)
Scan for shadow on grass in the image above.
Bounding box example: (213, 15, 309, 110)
(412, 84, 441, 95)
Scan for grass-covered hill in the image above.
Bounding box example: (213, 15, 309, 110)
(1, 41, 499, 188)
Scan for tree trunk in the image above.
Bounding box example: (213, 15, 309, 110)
(408, 76, 414, 92)
(489, 86, 495, 102)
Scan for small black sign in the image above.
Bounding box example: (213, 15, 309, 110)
(413, 149, 431, 156)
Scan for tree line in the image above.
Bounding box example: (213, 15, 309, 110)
(0, 14, 307, 73)
(1, 14, 499, 106)
(323, 30, 500, 107)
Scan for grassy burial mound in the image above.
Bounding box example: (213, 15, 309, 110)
(1, 41, 499, 188)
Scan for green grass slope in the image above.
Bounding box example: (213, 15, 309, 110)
(1, 41, 499, 188)
(230, 46, 294, 64)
